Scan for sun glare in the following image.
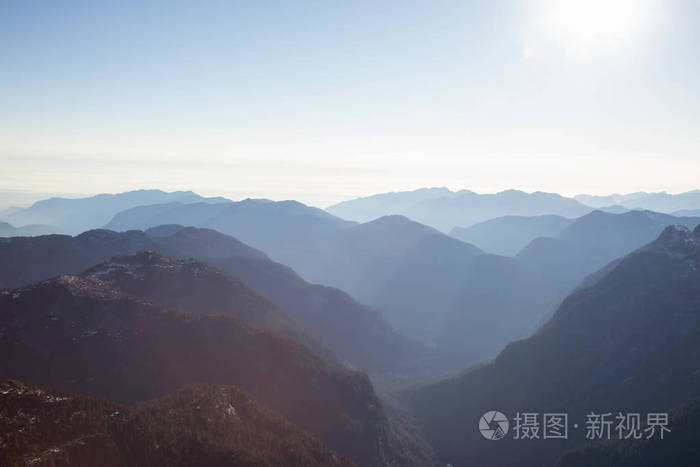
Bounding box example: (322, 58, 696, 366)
(527, 0, 655, 57)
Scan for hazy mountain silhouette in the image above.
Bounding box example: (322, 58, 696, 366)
(104, 198, 355, 267)
(327, 188, 592, 231)
(517, 210, 700, 300)
(574, 192, 650, 208)
(326, 187, 454, 223)
(105, 206, 700, 372)
(287, 210, 700, 371)
(597, 204, 630, 214)
(576, 190, 700, 213)
(1, 190, 228, 235)
(0, 227, 426, 374)
(410, 224, 700, 466)
(0, 221, 56, 237)
(280, 215, 550, 368)
(0, 273, 430, 465)
(674, 208, 700, 217)
(450, 215, 573, 256)
(0, 380, 353, 466)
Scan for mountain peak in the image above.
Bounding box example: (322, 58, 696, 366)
(651, 224, 700, 257)
(85, 251, 207, 284)
(353, 214, 440, 238)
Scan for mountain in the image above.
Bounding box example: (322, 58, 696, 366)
(0, 380, 352, 467)
(576, 190, 700, 213)
(1, 190, 229, 235)
(290, 215, 454, 305)
(83, 251, 342, 367)
(327, 187, 454, 223)
(621, 190, 700, 213)
(0, 221, 56, 237)
(104, 207, 700, 372)
(597, 204, 630, 214)
(327, 188, 592, 232)
(229, 209, 697, 371)
(516, 210, 700, 300)
(104, 198, 356, 267)
(556, 397, 700, 467)
(0, 227, 426, 375)
(0, 274, 431, 465)
(674, 208, 700, 217)
(410, 224, 700, 467)
(574, 192, 650, 208)
(0, 229, 156, 289)
(278, 215, 554, 369)
(450, 215, 573, 256)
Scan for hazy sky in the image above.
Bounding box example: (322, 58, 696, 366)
(2, 0, 699, 208)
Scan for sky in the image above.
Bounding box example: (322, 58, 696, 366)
(1, 0, 700, 208)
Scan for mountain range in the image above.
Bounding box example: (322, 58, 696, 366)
(3, 186, 700, 465)
(0, 190, 229, 235)
(0, 226, 427, 375)
(103, 198, 355, 269)
(83, 251, 342, 368)
(449, 214, 573, 256)
(0, 221, 55, 238)
(575, 190, 700, 213)
(328, 188, 700, 233)
(0, 259, 431, 465)
(249, 209, 700, 370)
(4, 187, 700, 242)
(98, 200, 700, 371)
(327, 188, 592, 232)
(410, 224, 700, 466)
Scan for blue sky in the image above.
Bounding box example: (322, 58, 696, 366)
(1, 0, 699, 207)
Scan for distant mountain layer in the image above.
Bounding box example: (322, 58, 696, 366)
(575, 190, 700, 213)
(574, 192, 651, 207)
(516, 210, 700, 300)
(102, 200, 700, 371)
(0, 380, 352, 467)
(0, 271, 430, 465)
(327, 188, 700, 232)
(0, 190, 229, 235)
(103, 198, 356, 268)
(0, 221, 56, 237)
(410, 225, 700, 467)
(327, 188, 592, 231)
(264, 210, 700, 370)
(0, 227, 427, 374)
(674, 208, 700, 217)
(449, 214, 573, 256)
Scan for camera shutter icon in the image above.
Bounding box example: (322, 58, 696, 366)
(479, 411, 509, 440)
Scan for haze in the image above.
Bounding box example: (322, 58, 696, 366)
(2, 0, 700, 207)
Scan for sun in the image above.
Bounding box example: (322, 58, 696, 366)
(527, 0, 655, 57)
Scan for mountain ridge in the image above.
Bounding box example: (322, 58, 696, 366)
(410, 223, 700, 466)
(0, 271, 431, 465)
(327, 188, 592, 231)
(0, 226, 427, 375)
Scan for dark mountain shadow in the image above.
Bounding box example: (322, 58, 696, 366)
(410, 224, 700, 467)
